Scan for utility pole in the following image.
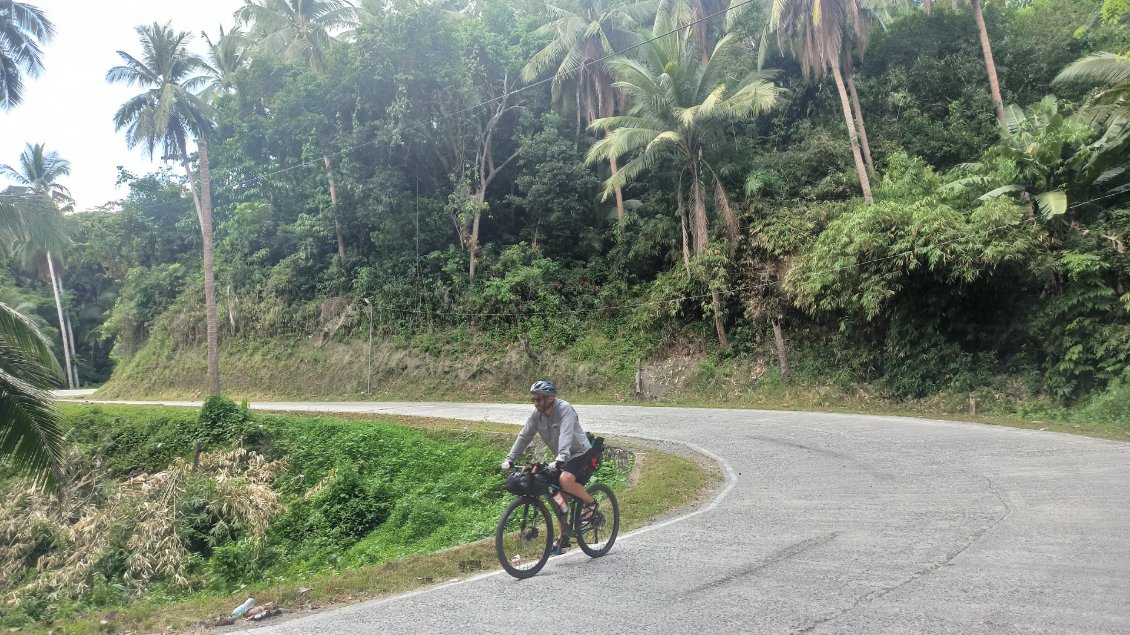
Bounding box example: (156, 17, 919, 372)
(363, 298, 374, 395)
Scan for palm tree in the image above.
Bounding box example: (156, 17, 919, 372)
(200, 24, 250, 99)
(842, 0, 909, 176)
(106, 22, 221, 396)
(925, 0, 1005, 125)
(655, 0, 728, 59)
(0, 143, 78, 388)
(586, 24, 780, 347)
(234, 0, 358, 72)
(771, 0, 874, 203)
(0, 0, 54, 109)
(0, 193, 65, 487)
(520, 0, 656, 226)
(1055, 52, 1130, 145)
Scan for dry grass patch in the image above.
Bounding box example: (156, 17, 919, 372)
(32, 416, 717, 634)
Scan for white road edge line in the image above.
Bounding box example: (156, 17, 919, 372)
(231, 439, 738, 633)
(73, 400, 739, 631)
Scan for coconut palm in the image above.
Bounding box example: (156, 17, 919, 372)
(0, 0, 53, 109)
(106, 22, 221, 395)
(655, 0, 728, 58)
(520, 0, 656, 225)
(924, 0, 1005, 125)
(0, 143, 78, 388)
(1054, 53, 1130, 183)
(586, 24, 780, 346)
(771, 0, 874, 203)
(0, 192, 65, 487)
(234, 0, 358, 72)
(0, 300, 65, 487)
(842, 0, 909, 176)
(200, 25, 250, 99)
(1055, 52, 1130, 145)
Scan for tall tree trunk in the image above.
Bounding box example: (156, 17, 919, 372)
(772, 317, 790, 383)
(711, 288, 729, 350)
(45, 251, 74, 389)
(678, 188, 691, 276)
(831, 61, 874, 205)
(324, 155, 346, 264)
(183, 139, 221, 396)
(845, 62, 875, 175)
(65, 313, 79, 388)
(198, 138, 221, 396)
(691, 167, 727, 349)
(971, 0, 1007, 125)
(690, 167, 709, 256)
(469, 205, 482, 282)
(601, 88, 626, 227)
(610, 156, 625, 227)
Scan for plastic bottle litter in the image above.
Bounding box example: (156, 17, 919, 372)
(231, 598, 256, 618)
(511, 554, 521, 565)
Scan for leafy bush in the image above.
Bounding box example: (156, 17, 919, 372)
(67, 407, 197, 477)
(192, 396, 251, 449)
(1073, 379, 1130, 425)
(272, 460, 393, 549)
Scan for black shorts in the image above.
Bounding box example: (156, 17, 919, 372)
(560, 449, 600, 485)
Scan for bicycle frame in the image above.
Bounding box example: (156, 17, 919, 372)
(543, 482, 583, 541)
(496, 463, 619, 578)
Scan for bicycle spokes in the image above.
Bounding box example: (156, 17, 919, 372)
(496, 497, 553, 578)
(574, 483, 619, 558)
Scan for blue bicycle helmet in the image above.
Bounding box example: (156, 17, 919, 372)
(529, 380, 557, 396)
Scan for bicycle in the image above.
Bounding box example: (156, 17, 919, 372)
(494, 461, 620, 579)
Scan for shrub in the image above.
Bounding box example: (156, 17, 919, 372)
(191, 396, 251, 449)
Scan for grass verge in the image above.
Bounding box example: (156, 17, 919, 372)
(28, 415, 717, 635)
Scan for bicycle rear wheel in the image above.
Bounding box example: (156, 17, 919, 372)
(575, 483, 619, 557)
(495, 496, 553, 578)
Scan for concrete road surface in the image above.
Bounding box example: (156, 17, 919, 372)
(82, 400, 1129, 633)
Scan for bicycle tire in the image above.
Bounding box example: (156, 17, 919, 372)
(575, 483, 619, 557)
(495, 496, 554, 578)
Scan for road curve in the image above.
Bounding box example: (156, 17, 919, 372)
(84, 400, 1130, 633)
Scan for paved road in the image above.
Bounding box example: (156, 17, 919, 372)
(81, 400, 1130, 633)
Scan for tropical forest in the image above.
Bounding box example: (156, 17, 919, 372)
(1, 0, 1129, 630)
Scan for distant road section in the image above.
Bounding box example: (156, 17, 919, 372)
(53, 389, 97, 398)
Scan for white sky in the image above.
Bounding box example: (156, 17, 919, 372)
(0, 0, 246, 211)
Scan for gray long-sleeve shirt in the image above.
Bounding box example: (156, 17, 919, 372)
(506, 398, 591, 465)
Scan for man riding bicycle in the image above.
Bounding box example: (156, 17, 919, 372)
(501, 380, 598, 550)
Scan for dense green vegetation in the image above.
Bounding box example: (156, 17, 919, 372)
(0, 400, 632, 627)
(2, 0, 1130, 424)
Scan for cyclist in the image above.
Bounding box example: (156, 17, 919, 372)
(501, 380, 598, 551)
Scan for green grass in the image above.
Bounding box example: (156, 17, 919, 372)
(93, 332, 1130, 443)
(7, 405, 717, 634)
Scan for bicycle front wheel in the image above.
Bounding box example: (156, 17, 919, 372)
(575, 483, 619, 557)
(495, 496, 553, 579)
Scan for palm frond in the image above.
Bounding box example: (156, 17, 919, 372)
(0, 302, 64, 488)
(1054, 52, 1130, 87)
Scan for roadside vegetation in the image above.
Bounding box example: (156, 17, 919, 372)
(3, 0, 1128, 437)
(0, 401, 711, 633)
